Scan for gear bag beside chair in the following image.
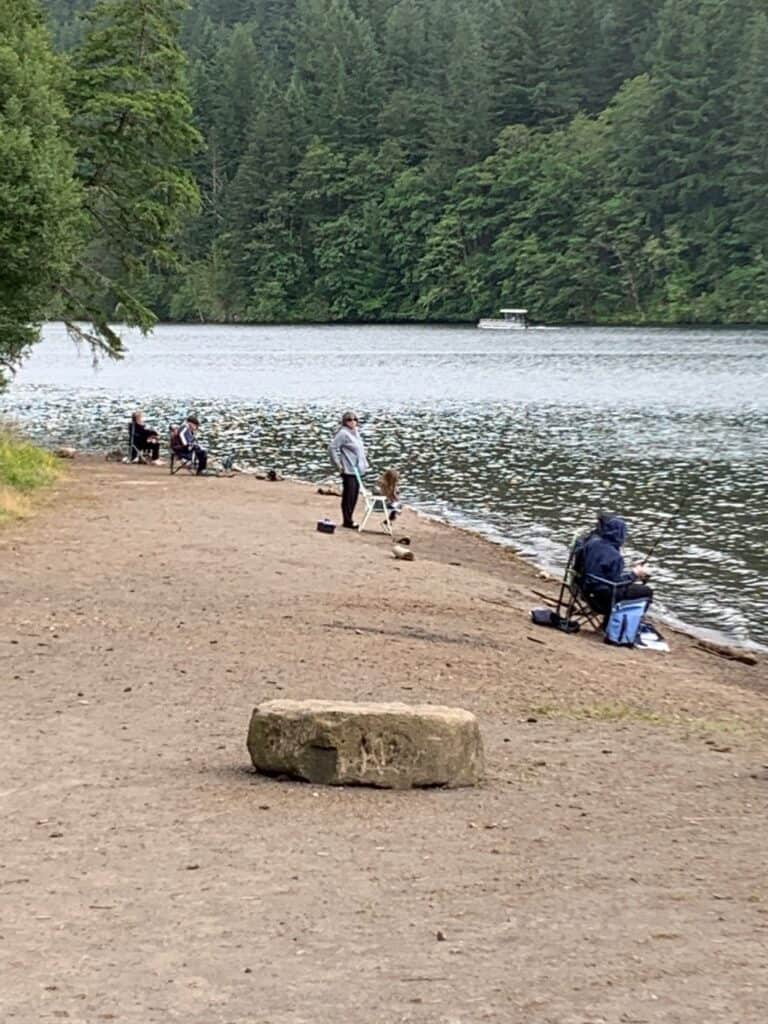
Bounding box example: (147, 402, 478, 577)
(530, 609, 581, 633)
(532, 597, 651, 647)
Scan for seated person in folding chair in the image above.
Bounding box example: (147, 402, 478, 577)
(177, 414, 208, 475)
(129, 410, 160, 464)
(329, 410, 368, 529)
(581, 515, 653, 619)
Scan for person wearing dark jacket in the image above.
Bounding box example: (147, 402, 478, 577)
(581, 515, 653, 615)
(129, 411, 160, 463)
(178, 414, 208, 474)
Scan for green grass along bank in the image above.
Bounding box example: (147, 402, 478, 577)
(0, 428, 60, 522)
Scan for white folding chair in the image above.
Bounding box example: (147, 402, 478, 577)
(355, 469, 393, 537)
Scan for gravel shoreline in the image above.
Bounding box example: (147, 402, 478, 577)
(1, 459, 766, 1023)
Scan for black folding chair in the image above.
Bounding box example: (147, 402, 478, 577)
(127, 422, 148, 464)
(169, 425, 198, 475)
(554, 529, 625, 633)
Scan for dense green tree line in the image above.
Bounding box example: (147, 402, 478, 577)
(19, 0, 768, 344)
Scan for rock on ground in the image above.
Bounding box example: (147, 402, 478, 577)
(247, 699, 485, 789)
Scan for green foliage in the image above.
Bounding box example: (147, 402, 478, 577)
(0, 427, 59, 491)
(0, 426, 59, 521)
(0, 0, 82, 387)
(41, 0, 768, 325)
(60, 0, 201, 352)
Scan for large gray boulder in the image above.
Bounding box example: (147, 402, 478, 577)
(247, 700, 484, 789)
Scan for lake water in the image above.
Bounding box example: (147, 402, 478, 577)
(3, 322, 767, 649)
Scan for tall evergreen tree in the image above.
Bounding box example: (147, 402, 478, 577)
(378, 0, 434, 162)
(0, 0, 82, 385)
(727, 8, 768, 251)
(485, 0, 580, 129)
(716, 7, 768, 319)
(292, 0, 384, 150)
(62, 0, 201, 352)
(596, 0, 663, 101)
(424, 3, 493, 172)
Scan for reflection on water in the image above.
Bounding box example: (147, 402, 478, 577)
(3, 323, 767, 647)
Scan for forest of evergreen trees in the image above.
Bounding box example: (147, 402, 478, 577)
(35, 0, 768, 326)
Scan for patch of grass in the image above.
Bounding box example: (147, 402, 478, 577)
(0, 427, 59, 521)
(530, 701, 669, 726)
(528, 701, 758, 740)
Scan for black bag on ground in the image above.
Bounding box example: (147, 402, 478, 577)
(531, 609, 581, 633)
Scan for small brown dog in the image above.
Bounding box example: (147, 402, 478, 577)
(378, 468, 400, 504)
(379, 469, 405, 537)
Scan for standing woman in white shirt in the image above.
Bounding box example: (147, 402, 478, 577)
(329, 411, 369, 529)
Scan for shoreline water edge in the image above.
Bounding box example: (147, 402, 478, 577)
(408, 504, 767, 656)
(9, 442, 764, 658)
(3, 322, 766, 650)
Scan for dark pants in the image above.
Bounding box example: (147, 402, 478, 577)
(132, 438, 160, 462)
(341, 473, 359, 526)
(181, 445, 207, 474)
(589, 581, 654, 616)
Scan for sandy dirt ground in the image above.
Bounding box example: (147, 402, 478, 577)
(1, 460, 766, 1024)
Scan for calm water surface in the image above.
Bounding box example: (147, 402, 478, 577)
(3, 322, 767, 648)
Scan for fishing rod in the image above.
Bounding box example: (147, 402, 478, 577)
(640, 494, 695, 566)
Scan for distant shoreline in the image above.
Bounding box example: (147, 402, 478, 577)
(40, 319, 768, 332)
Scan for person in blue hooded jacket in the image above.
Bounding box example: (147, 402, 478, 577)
(581, 515, 653, 615)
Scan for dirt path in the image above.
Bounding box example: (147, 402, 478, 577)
(1, 461, 766, 1024)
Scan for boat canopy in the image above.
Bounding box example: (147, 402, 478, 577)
(477, 307, 529, 329)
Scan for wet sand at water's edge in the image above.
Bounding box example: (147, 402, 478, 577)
(1, 460, 766, 1024)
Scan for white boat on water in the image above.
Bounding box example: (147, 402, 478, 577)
(477, 308, 528, 330)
